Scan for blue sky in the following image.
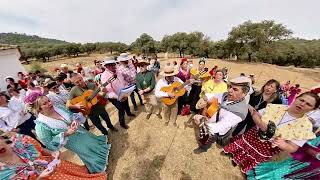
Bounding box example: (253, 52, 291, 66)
(0, 0, 319, 43)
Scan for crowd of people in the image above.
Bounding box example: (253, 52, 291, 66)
(0, 52, 319, 179)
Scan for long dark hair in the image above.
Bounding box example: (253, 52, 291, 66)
(255, 79, 280, 103)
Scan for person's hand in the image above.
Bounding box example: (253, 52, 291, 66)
(193, 115, 204, 125)
(120, 97, 128, 102)
(273, 138, 287, 149)
(38, 168, 54, 179)
(74, 103, 85, 110)
(70, 121, 79, 129)
(138, 90, 144, 95)
(51, 151, 60, 159)
(11, 128, 20, 133)
(248, 105, 255, 115)
(167, 92, 175, 98)
(100, 87, 107, 93)
(65, 121, 78, 136)
(250, 106, 261, 118)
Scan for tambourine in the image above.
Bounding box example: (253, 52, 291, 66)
(258, 121, 276, 141)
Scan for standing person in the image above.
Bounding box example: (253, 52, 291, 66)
(93, 60, 104, 75)
(201, 70, 228, 96)
(56, 73, 72, 93)
(281, 80, 291, 97)
(288, 84, 302, 105)
(66, 74, 117, 135)
(34, 95, 110, 173)
(116, 53, 143, 111)
(135, 59, 162, 119)
(26, 82, 42, 97)
(5, 77, 21, 91)
(101, 58, 135, 129)
(176, 58, 192, 115)
(155, 65, 183, 126)
(233, 79, 282, 136)
(132, 55, 139, 69)
(46, 80, 68, 107)
(148, 57, 161, 77)
(189, 58, 210, 113)
(58, 64, 73, 90)
(222, 67, 229, 82)
(17, 72, 28, 90)
(0, 91, 36, 139)
(223, 92, 319, 173)
(187, 59, 193, 69)
(209, 65, 218, 77)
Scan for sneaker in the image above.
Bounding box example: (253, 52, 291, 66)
(156, 114, 162, 119)
(146, 113, 152, 119)
(164, 121, 169, 126)
(121, 125, 130, 129)
(193, 147, 207, 154)
(134, 106, 138, 112)
(173, 122, 178, 127)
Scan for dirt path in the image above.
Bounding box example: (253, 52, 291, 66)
(26, 55, 319, 180)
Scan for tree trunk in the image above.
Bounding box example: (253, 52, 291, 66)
(248, 53, 252, 62)
(179, 50, 182, 58)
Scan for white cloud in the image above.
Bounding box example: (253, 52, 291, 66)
(0, 0, 319, 43)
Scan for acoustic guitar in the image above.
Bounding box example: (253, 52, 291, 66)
(161, 68, 208, 106)
(206, 97, 219, 117)
(70, 76, 116, 115)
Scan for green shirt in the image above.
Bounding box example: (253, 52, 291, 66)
(135, 71, 156, 92)
(68, 83, 97, 100)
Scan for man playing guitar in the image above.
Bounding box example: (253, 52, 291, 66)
(155, 65, 184, 127)
(66, 73, 117, 135)
(101, 58, 135, 129)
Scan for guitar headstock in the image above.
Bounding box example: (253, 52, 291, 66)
(199, 68, 209, 75)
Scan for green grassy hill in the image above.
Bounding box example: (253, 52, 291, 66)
(0, 32, 68, 46)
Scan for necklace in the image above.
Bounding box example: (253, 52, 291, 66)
(277, 111, 300, 126)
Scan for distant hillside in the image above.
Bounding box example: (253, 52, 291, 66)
(0, 33, 68, 46)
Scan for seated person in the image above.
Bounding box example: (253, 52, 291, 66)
(193, 76, 251, 153)
(0, 133, 107, 179)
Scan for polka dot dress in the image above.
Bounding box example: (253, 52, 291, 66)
(223, 127, 280, 173)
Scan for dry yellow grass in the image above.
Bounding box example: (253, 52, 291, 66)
(24, 54, 319, 180)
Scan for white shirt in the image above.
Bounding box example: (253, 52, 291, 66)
(0, 103, 31, 132)
(207, 108, 242, 136)
(155, 77, 183, 98)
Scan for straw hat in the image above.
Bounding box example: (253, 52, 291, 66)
(160, 66, 178, 77)
(137, 59, 149, 66)
(102, 59, 117, 66)
(117, 53, 130, 62)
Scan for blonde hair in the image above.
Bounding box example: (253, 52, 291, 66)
(32, 95, 48, 115)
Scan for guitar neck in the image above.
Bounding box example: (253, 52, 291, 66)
(87, 77, 114, 101)
(176, 81, 190, 90)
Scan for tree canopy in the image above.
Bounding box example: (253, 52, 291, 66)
(1, 20, 319, 68)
